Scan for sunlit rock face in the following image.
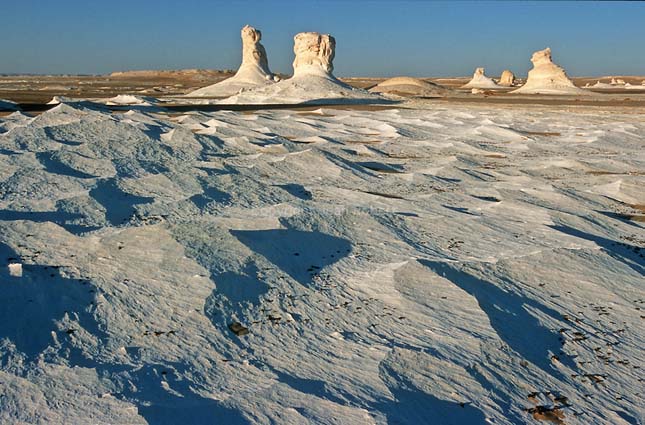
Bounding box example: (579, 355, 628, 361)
(462, 68, 499, 89)
(186, 25, 277, 97)
(499, 70, 515, 86)
(292, 32, 337, 78)
(512, 47, 586, 95)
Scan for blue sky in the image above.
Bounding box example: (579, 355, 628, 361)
(2, 1, 644, 77)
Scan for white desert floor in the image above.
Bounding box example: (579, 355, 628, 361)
(0, 100, 643, 425)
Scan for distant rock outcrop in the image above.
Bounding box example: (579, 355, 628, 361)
(219, 31, 385, 105)
(590, 81, 614, 89)
(187, 25, 277, 97)
(498, 70, 515, 87)
(625, 82, 645, 90)
(462, 68, 500, 89)
(369, 76, 451, 97)
(511, 48, 587, 95)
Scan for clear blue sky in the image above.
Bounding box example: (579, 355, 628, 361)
(2, 0, 644, 77)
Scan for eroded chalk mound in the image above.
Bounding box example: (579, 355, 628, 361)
(187, 25, 277, 98)
(221, 32, 386, 105)
(369, 77, 451, 97)
(512, 48, 588, 95)
(462, 68, 500, 89)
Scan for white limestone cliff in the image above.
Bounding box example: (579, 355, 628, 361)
(511, 48, 587, 95)
(187, 25, 277, 97)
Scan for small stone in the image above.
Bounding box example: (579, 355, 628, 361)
(229, 322, 249, 336)
(8, 263, 22, 277)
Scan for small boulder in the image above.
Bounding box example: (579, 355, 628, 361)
(228, 322, 249, 336)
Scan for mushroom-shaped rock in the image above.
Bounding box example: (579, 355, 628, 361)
(498, 70, 516, 87)
(187, 25, 276, 97)
(462, 68, 500, 89)
(369, 76, 451, 97)
(511, 48, 588, 95)
(219, 31, 386, 105)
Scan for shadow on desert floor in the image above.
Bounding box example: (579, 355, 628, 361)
(419, 259, 575, 376)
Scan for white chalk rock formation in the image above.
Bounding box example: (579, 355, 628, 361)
(589, 81, 613, 89)
(498, 70, 516, 86)
(625, 82, 645, 90)
(104, 95, 156, 105)
(292, 32, 336, 78)
(220, 32, 385, 105)
(47, 96, 69, 105)
(187, 25, 277, 97)
(462, 68, 500, 89)
(369, 76, 451, 97)
(512, 48, 588, 95)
